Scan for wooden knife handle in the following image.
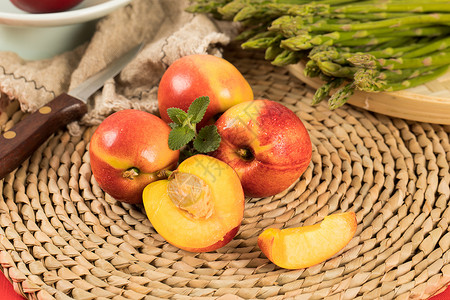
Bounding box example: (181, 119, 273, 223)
(0, 93, 87, 180)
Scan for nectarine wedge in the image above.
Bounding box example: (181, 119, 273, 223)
(258, 212, 357, 269)
(143, 154, 245, 252)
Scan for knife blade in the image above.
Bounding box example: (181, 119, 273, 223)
(0, 43, 143, 180)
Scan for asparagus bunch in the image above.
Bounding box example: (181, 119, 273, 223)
(187, 0, 450, 109)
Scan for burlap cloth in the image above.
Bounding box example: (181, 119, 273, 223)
(1, 1, 450, 300)
(0, 0, 234, 134)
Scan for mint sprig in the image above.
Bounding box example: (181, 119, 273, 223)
(167, 96, 221, 156)
(167, 107, 188, 125)
(188, 96, 209, 124)
(168, 126, 196, 150)
(194, 125, 221, 153)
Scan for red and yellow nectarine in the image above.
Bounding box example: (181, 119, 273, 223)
(211, 99, 312, 198)
(143, 154, 245, 252)
(89, 109, 179, 204)
(258, 212, 357, 269)
(158, 54, 254, 128)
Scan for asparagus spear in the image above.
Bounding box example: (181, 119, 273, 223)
(265, 44, 285, 60)
(333, 3, 450, 14)
(348, 51, 450, 70)
(353, 69, 387, 92)
(241, 32, 282, 49)
(269, 13, 450, 34)
(316, 60, 358, 78)
(186, 0, 232, 17)
(403, 36, 450, 58)
(233, 4, 294, 22)
(355, 65, 449, 91)
(280, 25, 439, 51)
(304, 59, 322, 77)
(311, 14, 450, 32)
(336, 36, 396, 47)
(333, 12, 416, 20)
(328, 82, 356, 109)
(312, 77, 345, 104)
(383, 65, 450, 91)
(309, 42, 429, 65)
(272, 49, 306, 66)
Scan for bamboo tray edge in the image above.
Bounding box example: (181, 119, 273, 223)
(287, 63, 450, 125)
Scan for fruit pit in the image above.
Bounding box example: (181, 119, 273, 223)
(168, 172, 214, 219)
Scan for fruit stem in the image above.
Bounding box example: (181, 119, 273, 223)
(123, 167, 140, 180)
(237, 148, 254, 161)
(157, 169, 174, 179)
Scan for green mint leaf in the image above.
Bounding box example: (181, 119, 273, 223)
(167, 107, 188, 125)
(188, 96, 210, 124)
(193, 125, 221, 153)
(168, 126, 196, 150)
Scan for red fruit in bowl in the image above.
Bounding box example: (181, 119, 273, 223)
(10, 0, 84, 13)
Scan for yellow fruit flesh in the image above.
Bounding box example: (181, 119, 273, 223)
(143, 155, 244, 251)
(144, 180, 223, 249)
(261, 212, 357, 269)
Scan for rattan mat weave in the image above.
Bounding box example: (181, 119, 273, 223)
(1, 45, 450, 300)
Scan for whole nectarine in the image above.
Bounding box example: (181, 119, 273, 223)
(143, 154, 245, 252)
(157, 54, 254, 128)
(258, 212, 357, 269)
(89, 109, 179, 204)
(211, 99, 312, 198)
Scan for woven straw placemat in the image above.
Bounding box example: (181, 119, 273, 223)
(1, 45, 450, 300)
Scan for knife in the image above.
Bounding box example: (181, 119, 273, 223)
(0, 43, 143, 180)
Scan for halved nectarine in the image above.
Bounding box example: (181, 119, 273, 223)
(142, 154, 245, 252)
(258, 212, 357, 269)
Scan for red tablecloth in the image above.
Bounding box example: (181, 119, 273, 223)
(0, 271, 25, 300)
(0, 270, 449, 299)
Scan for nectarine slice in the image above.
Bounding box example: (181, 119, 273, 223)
(258, 212, 357, 269)
(143, 155, 245, 252)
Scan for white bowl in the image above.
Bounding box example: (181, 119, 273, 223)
(0, 0, 132, 60)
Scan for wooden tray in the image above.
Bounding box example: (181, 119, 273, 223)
(287, 63, 450, 125)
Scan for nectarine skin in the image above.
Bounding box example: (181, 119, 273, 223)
(143, 155, 245, 252)
(212, 100, 312, 198)
(89, 109, 179, 204)
(157, 54, 254, 128)
(258, 212, 357, 269)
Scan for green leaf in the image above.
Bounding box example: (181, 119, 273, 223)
(188, 96, 210, 124)
(168, 126, 196, 150)
(167, 107, 188, 125)
(193, 125, 221, 153)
